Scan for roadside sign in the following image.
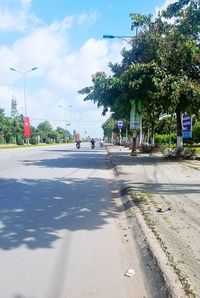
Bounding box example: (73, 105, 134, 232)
(130, 99, 141, 129)
(24, 117, 31, 137)
(130, 120, 140, 129)
(183, 132, 192, 138)
(182, 114, 192, 138)
(117, 120, 124, 129)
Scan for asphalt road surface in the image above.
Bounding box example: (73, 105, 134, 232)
(0, 143, 151, 298)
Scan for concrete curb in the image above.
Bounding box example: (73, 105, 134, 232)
(134, 208, 186, 298)
(123, 193, 187, 298)
(106, 147, 187, 298)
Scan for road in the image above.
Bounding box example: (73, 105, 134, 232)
(0, 143, 151, 298)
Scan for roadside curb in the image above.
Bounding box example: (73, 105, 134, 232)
(106, 147, 187, 298)
(106, 152, 118, 175)
(123, 192, 186, 298)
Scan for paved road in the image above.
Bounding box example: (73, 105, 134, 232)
(0, 144, 150, 298)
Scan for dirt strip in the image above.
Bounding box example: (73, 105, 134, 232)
(107, 145, 200, 298)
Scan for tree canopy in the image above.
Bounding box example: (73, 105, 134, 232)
(79, 0, 200, 144)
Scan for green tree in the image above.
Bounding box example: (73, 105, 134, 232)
(56, 126, 69, 142)
(158, 1, 200, 146)
(163, 0, 200, 38)
(37, 121, 53, 143)
(0, 108, 6, 143)
(129, 13, 152, 36)
(102, 117, 116, 140)
(11, 96, 18, 118)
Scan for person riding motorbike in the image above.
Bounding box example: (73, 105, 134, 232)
(76, 139, 81, 149)
(90, 138, 95, 149)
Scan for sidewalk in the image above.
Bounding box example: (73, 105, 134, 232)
(107, 145, 200, 298)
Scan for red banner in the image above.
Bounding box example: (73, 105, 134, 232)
(24, 117, 31, 137)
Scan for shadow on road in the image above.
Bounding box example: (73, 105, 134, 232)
(0, 176, 117, 250)
(121, 180, 200, 195)
(111, 151, 164, 166)
(22, 152, 107, 169)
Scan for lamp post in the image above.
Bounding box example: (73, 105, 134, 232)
(10, 67, 37, 116)
(10, 66, 37, 144)
(103, 34, 142, 156)
(59, 105, 72, 140)
(103, 34, 134, 46)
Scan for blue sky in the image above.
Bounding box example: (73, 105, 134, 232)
(0, 0, 175, 138)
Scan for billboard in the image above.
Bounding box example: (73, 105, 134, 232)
(24, 117, 31, 138)
(182, 114, 192, 138)
(130, 99, 141, 130)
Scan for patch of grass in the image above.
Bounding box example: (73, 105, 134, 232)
(0, 145, 24, 149)
(131, 191, 147, 205)
(195, 147, 200, 154)
(0, 143, 68, 150)
(168, 256, 195, 298)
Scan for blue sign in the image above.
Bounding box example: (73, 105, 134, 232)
(183, 131, 192, 138)
(182, 114, 192, 138)
(117, 120, 124, 129)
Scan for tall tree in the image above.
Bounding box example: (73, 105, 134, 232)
(11, 95, 18, 118)
(102, 117, 116, 140)
(37, 121, 53, 143)
(79, 1, 200, 147)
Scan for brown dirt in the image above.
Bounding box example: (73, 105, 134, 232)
(109, 147, 200, 297)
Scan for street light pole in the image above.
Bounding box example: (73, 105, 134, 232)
(10, 67, 37, 145)
(103, 34, 141, 156)
(59, 105, 72, 140)
(10, 67, 37, 116)
(103, 35, 133, 46)
(23, 73, 27, 116)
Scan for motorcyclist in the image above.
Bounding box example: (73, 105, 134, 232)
(99, 138, 104, 147)
(75, 139, 81, 148)
(90, 138, 95, 148)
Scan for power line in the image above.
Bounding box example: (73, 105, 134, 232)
(31, 118, 104, 123)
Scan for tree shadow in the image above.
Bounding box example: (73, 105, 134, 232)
(110, 151, 164, 166)
(44, 148, 104, 153)
(121, 180, 200, 195)
(22, 152, 108, 169)
(0, 176, 117, 250)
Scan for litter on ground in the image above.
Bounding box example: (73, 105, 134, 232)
(124, 268, 135, 277)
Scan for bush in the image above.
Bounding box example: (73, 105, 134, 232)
(163, 147, 197, 160)
(46, 139, 53, 144)
(0, 136, 4, 144)
(5, 135, 15, 144)
(16, 136, 24, 145)
(139, 143, 153, 153)
(30, 136, 38, 145)
(192, 123, 200, 143)
(154, 133, 176, 145)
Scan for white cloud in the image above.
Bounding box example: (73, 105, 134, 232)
(0, 0, 40, 32)
(0, 6, 122, 137)
(20, 0, 32, 7)
(50, 11, 99, 32)
(76, 11, 99, 26)
(155, 0, 177, 17)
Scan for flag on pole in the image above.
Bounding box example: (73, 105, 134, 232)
(24, 117, 31, 137)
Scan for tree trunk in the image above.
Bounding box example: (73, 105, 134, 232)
(176, 110, 183, 148)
